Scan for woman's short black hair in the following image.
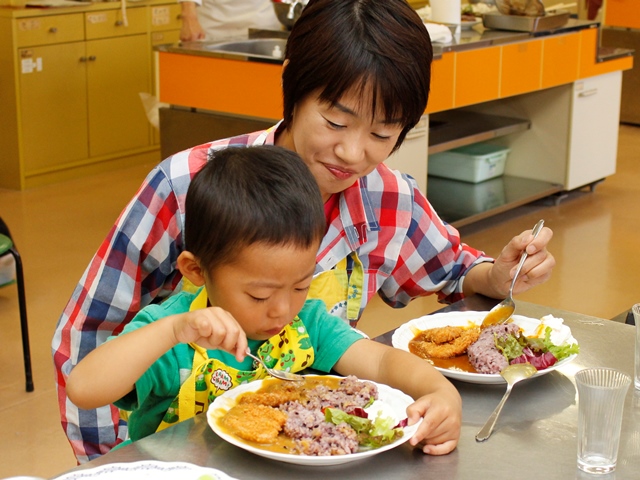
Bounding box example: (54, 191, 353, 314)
(185, 146, 325, 271)
(282, 0, 432, 151)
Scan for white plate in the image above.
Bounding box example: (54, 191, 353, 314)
(392, 311, 578, 385)
(461, 18, 482, 30)
(55, 461, 236, 480)
(207, 375, 420, 466)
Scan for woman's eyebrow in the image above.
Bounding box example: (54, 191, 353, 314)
(333, 101, 402, 125)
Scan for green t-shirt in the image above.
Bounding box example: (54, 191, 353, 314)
(112, 292, 365, 441)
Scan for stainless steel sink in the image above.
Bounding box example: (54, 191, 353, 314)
(203, 38, 287, 61)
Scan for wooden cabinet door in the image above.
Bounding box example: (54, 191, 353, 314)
(85, 34, 151, 157)
(18, 42, 88, 174)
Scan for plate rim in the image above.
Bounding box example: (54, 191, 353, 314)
(391, 311, 578, 385)
(206, 374, 421, 465)
(55, 460, 236, 480)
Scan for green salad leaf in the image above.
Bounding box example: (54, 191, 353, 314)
(494, 333, 525, 360)
(324, 407, 404, 449)
(540, 326, 580, 360)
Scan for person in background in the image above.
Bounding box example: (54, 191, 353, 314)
(66, 145, 462, 454)
(53, 0, 555, 462)
(179, 0, 281, 42)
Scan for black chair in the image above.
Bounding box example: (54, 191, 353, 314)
(0, 233, 34, 392)
(611, 308, 636, 326)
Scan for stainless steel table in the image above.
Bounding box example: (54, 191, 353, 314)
(55, 297, 640, 479)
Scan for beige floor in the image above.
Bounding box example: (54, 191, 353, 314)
(0, 124, 638, 478)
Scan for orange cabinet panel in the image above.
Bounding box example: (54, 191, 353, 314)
(605, 0, 640, 29)
(542, 33, 580, 88)
(426, 52, 454, 114)
(501, 40, 542, 98)
(159, 52, 283, 119)
(579, 28, 633, 79)
(454, 46, 500, 107)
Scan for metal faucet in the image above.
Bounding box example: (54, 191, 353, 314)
(283, 0, 308, 20)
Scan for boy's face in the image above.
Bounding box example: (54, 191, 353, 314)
(204, 241, 318, 341)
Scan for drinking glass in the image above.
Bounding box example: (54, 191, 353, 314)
(576, 367, 631, 474)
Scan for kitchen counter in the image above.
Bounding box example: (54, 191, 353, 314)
(157, 18, 632, 64)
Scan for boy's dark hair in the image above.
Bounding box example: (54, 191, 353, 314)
(282, 0, 432, 152)
(185, 146, 325, 271)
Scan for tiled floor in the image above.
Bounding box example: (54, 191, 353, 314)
(0, 124, 638, 478)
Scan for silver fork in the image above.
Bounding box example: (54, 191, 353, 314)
(246, 348, 304, 382)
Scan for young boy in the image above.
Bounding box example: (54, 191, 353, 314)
(66, 146, 462, 455)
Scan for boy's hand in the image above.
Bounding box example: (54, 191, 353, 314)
(172, 307, 248, 361)
(406, 384, 462, 455)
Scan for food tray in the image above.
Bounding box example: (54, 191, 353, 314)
(428, 142, 510, 183)
(482, 10, 570, 32)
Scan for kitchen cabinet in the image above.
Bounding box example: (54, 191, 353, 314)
(85, 34, 151, 157)
(0, 2, 171, 190)
(18, 41, 89, 173)
(566, 71, 621, 190)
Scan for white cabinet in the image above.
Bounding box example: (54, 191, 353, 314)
(566, 71, 622, 190)
(384, 115, 429, 193)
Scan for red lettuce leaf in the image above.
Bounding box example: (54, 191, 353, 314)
(510, 347, 557, 370)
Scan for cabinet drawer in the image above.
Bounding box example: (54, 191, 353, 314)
(542, 33, 579, 89)
(427, 52, 454, 114)
(501, 39, 542, 98)
(16, 13, 84, 47)
(85, 7, 147, 40)
(150, 4, 182, 32)
(454, 46, 501, 107)
(151, 30, 181, 46)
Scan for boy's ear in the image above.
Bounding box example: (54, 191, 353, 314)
(177, 251, 206, 287)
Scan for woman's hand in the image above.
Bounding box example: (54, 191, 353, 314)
(465, 225, 555, 299)
(406, 382, 462, 455)
(489, 225, 555, 297)
(172, 307, 248, 361)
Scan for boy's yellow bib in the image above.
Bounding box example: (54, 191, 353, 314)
(156, 288, 314, 432)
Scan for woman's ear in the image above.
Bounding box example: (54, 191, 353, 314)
(281, 59, 288, 87)
(177, 251, 206, 287)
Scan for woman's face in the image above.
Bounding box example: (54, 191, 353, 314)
(277, 87, 404, 201)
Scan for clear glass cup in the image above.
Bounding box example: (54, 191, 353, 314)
(576, 367, 631, 474)
(633, 303, 640, 390)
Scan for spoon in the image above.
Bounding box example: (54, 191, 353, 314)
(245, 348, 304, 382)
(475, 363, 538, 442)
(481, 219, 545, 328)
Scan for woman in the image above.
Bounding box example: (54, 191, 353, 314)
(53, 0, 555, 462)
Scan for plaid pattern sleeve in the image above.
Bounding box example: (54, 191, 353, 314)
(51, 126, 277, 462)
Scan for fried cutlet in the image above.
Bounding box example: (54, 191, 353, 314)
(221, 404, 287, 443)
(409, 326, 481, 359)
